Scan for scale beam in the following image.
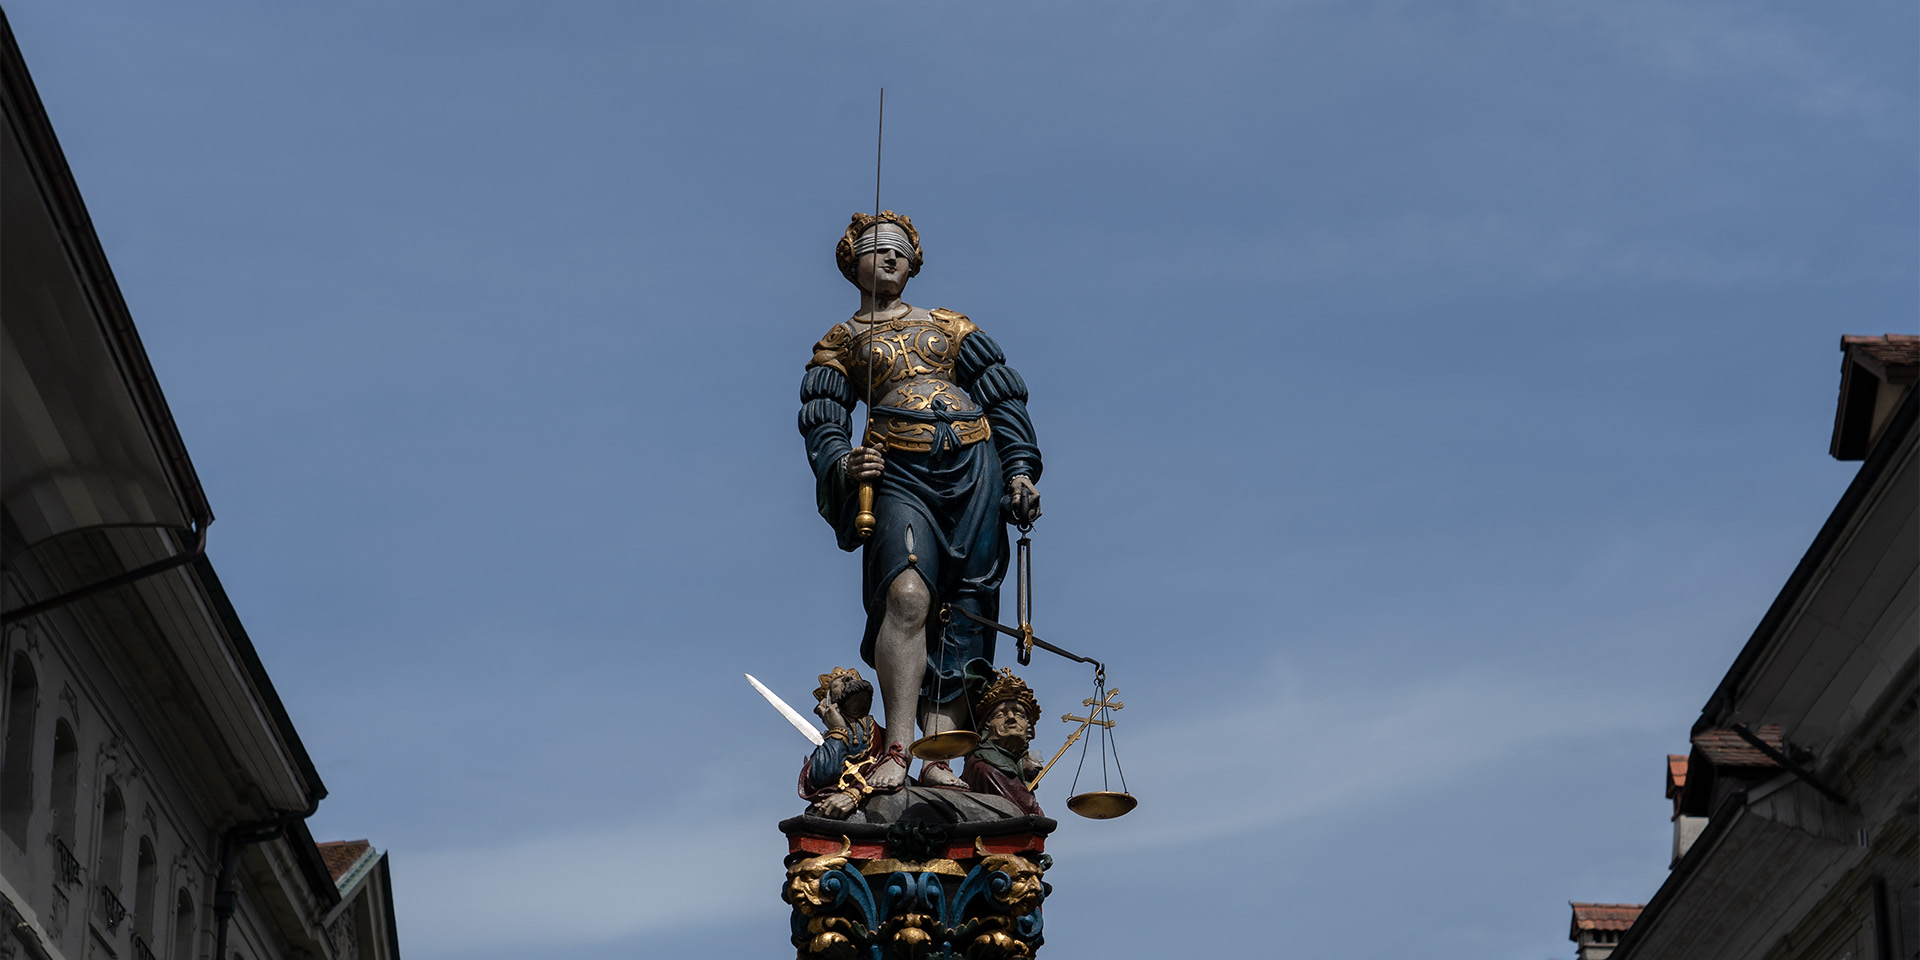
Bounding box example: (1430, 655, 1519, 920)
(951, 607, 1103, 671)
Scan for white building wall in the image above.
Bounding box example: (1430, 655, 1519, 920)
(0, 612, 223, 960)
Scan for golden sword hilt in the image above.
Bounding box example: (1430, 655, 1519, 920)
(853, 433, 882, 540)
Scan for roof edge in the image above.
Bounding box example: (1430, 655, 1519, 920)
(0, 9, 213, 525)
(187, 552, 328, 809)
(1693, 386, 1918, 737)
(1608, 789, 1750, 960)
(284, 818, 344, 908)
(377, 854, 401, 959)
(334, 844, 381, 896)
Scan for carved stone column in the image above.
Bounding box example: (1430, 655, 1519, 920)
(780, 814, 1056, 959)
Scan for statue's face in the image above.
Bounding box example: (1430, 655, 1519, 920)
(841, 688, 872, 720)
(827, 676, 871, 719)
(854, 244, 910, 299)
(983, 701, 1031, 743)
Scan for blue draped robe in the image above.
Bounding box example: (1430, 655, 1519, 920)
(798, 325, 1041, 703)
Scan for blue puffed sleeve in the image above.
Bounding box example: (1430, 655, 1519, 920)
(956, 331, 1042, 486)
(807, 736, 850, 790)
(799, 364, 857, 529)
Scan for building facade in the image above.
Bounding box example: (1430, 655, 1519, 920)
(1, 12, 399, 960)
(1583, 335, 1918, 960)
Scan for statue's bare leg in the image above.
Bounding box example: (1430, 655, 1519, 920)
(871, 569, 931, 791)
(917, 697, 971, 787)
(919, 697, 968, 738)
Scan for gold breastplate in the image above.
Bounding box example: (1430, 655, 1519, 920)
(809, 308, 992, 452)
(846, 317, 961, 385)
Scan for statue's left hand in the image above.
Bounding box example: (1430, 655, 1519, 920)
(1008, 476, 1041, 525)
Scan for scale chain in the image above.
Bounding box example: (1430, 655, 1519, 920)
(1027, 689, 1122, 790)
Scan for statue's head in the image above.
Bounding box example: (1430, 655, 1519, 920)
(836, 211, 923, 295)
(975, 668, 1041, 748)
(814, 666, 874, 720)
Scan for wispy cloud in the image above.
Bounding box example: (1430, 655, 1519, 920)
(1121, 213, 1812, 294)
(397, 808, 786, 953)
(395, 664, 1672, 955)
(1263, 214, 1808, 289)
(1487, 0, 1906, 135)
(1055, 664, 1676, 855)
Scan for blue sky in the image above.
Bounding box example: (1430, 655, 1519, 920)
(9, 2, 1915, 957)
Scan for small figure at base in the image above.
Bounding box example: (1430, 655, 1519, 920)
(798, 668, 898, 820)
(961, 669, 1045, 816)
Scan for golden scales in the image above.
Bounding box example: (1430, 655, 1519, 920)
(935, 526, 1137, 819)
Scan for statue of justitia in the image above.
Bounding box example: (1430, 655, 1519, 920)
(797, 212, 1043, 795)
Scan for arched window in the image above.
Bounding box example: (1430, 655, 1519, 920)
(171, 889, 195, 960)
(1, 653, 38, 845)
(50, 720, 79, 883)
(134, 838, 157, 942)
(50, 721, 77, 842)
(95, 785, 126, 928)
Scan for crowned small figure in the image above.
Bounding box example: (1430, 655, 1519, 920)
(960, 669, 1045, 816)
(797, 667, 894, 820)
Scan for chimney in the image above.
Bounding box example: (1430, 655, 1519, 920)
(1666, 754, 1707, 865)
(1830, 334, 1918, 460)
(1569, 903, 1643, 960)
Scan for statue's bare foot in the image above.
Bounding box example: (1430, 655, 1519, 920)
(918, 760, 967, 789)
(866, 750, 909, 792)
(809, 792, 859, 820)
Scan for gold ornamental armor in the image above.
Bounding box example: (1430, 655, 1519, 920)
(809, 308, 992, 453)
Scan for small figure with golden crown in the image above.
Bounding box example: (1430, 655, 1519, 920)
(798, 667, 888, 819)
(960, 669, 1045, 815)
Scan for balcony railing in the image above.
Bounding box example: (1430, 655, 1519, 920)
(97, 884, 127, 930)
(131, 934, 158, 960)
(51, 838, 82, 887)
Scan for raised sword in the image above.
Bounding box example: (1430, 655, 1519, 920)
(745, 673, 825, 746)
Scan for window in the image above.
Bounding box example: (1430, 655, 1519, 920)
(1, 653, 38, 845)
(171, 889, 195, 960)
(95, 784, 126, 927)
(50, 720, 77, 845)
(134, 838, 157, 941)
(50, 720, 79, 884)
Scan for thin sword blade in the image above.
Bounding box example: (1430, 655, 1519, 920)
(745, 673, 825, 746)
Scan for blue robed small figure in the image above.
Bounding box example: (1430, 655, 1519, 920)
(798, 667, 888, 819)
(798, 211, 1043, 798)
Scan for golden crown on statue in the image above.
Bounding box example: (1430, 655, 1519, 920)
(975, 667, 1042, 723)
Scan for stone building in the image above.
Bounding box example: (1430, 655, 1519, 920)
(1579, 334, 1918, 960)
(0, 13, 399, 960)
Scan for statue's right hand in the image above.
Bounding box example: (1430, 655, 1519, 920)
(814, 792, 859, 819)
(846, 446, 886, 482)
(815, 699, 847, 731)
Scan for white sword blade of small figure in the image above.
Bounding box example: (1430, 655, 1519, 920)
(745, 673, 825, 746)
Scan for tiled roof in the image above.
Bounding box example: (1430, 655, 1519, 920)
(1665, 755, 1688, 798)
(1691, 724, 1782, 768)
(1570, 902, 1644, 933)
(1842, 334, 1920, 374)
(316, 839, 372, 882)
